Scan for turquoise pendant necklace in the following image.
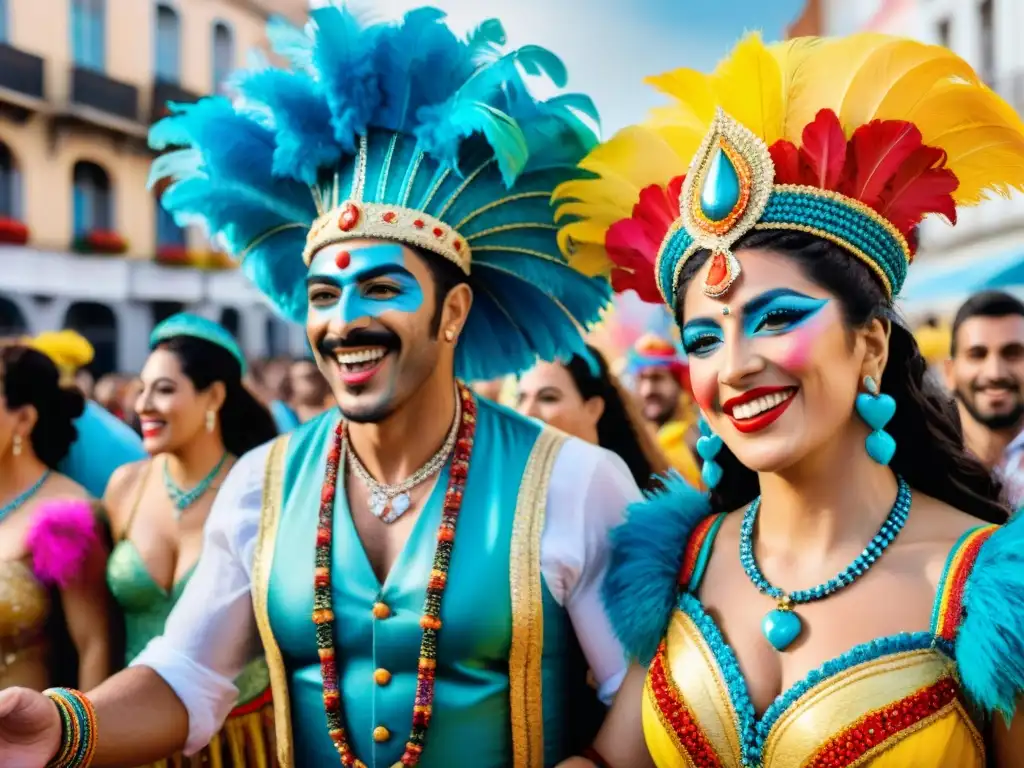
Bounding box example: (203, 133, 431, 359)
(739, 476, 911, 651)
(163, 453, 230, 519)
(0, 471, 51, 524)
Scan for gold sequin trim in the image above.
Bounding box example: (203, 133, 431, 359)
(252, 435, 292, 768)
(376, 133, 401, 202)
(399, 151, 425, 208)
(509, 428, 566, 768)
(436, 160, 494, 220)
(420, 168, 452, 212)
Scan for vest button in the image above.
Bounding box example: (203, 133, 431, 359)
(373, 725, 391, 742)
(372, 601, 391, 619)
(374, 668, 392, 686)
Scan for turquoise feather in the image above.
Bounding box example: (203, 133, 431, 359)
(957, 512, 1024, 723)
(602, 473, 712, 664)
(149, 3, 610, 379)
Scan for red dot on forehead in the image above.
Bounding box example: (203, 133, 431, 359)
(335, 250, 351, 269)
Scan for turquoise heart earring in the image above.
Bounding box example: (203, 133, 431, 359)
(855, 375, 897, 465)
(695, 417, 724, 489)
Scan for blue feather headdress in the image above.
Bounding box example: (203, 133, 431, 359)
(149, 5, 611, 381)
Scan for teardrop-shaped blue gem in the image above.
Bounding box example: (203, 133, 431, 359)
(700, 145, 742, 222)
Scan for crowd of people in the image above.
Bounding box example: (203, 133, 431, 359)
(2, 4, 1024, 767)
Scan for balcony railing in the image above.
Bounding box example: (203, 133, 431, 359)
(70, 66, 139, 122)
(150, 79, 200, 123)
(0, 43, 45, 102)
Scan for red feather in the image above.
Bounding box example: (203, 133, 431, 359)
(877, 145, 959, 236)
(606, 218, 661, 303)
(604, 176, 687, 303)
(800, 109, 847, 189)
(842, 120, 923, 208)
(768, 139, 807, 185)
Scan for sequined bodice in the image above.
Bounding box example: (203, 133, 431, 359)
(0, 560, 50, 682)
(642, 518, 992, 768)
(106, 539, 270, 702)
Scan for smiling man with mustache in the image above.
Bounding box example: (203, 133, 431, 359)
(945, 290, 1024, 507)
(0, 7, 640, 768)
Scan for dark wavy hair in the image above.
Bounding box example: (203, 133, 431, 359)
(153, 336, 277, 456)
(0, 344, 85, 468)
(676, 229, 1008, 524)
(562, 345, 669, 490)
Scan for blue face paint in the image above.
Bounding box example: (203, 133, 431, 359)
(681, 289, 829, 358)
(740, 290, 830, 338)
(307, 244, 425, 324)
(681, 319, 724, 358)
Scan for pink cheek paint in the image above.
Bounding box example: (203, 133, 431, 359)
(689, 366, 718, 413)
(769, 308, 831, 373)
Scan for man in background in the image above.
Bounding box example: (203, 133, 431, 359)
(287, 357, 332, 423)
(944, 290, 1024, 508)
(627, 332, 702, 488)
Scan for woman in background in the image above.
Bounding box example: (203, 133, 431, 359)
(0, 344, 112, 692)
(517, 344, 670, 490)
(104, 314, 277, 765)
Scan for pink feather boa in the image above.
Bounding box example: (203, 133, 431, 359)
(24, 498, 98, 588)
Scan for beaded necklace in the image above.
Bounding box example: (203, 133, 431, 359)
(740, 476, 912, 651)
(0, 470, 51, 524)
(162, 452, 230, 519)
(314, 383, 476, 767)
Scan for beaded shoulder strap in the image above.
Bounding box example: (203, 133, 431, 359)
(677, 512, 727, 593)
(930, 524, 999, 647)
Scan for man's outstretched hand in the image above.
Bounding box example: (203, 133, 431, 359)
(0, 687, 62, 768)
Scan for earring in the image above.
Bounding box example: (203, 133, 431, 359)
(695, 417, 724, 490)
(205, 410, 216, 433)
(855, 375, 897, 466)
(12, 434, 22, 457)
(444, 328, 456, 342)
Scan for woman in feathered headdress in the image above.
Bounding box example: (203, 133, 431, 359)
(556, 34, 1024, 768)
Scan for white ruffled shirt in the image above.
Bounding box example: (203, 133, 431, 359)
(132, 435, 639, 754)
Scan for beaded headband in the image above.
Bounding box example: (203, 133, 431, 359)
(656, 108, 912, 305)
(301, 138, 470, 273)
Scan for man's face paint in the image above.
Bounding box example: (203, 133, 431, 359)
(305, 241, 444, 424)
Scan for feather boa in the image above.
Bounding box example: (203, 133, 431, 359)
(957, 511, 1024, 723)
(24, 499, 98, 588)
(601, 472, 711, 664)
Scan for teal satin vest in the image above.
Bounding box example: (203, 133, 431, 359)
(260, 399, 591, 767)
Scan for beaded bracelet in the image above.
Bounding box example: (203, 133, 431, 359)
(43, 688, 97, 768)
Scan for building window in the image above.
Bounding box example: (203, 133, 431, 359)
(70, 0, 106, 71)
(154, 3, 181, 83)
(979, 0, 994, 84)
(219, 308, 241, 339)
(155, 198, 185, 247)
(936, 18, 951, 48)
(212, 21, 234, 94)
(0, 142, 20, 219)
(0, 0, 8, 43)
(72, 161, 112, 234)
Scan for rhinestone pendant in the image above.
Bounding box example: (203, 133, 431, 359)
(391, 493, 411, 516)
(369, 492, 389, 519)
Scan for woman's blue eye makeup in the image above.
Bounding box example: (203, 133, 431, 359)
(742, 291, 829, 337)
(681, 289, 828, 356)
(681, 320, 723, 357)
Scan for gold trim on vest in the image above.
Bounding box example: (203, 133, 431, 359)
(509, 428, 567, 768)
(252, 435, 293, 767)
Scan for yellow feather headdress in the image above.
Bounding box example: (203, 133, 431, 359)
(556, 33, 1024, 306)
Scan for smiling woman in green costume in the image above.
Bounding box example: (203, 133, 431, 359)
(104, 313, 277, 766)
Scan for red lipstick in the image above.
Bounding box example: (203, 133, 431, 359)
(722, 386, 796, 434)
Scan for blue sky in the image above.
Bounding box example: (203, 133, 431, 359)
(311, 0, 806, 134)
